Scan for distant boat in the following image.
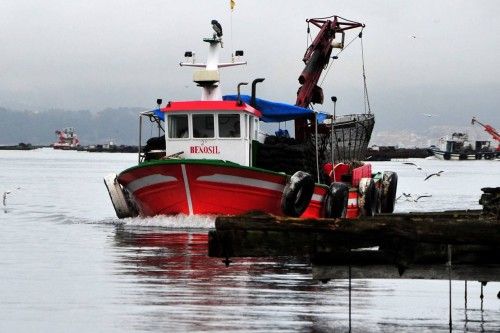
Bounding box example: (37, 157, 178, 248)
(53, 127, 80, 150)
(429, 132, 499, 160)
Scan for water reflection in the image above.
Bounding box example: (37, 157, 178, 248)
(112, 226, 361, 332)
(112, 227, 498, 332)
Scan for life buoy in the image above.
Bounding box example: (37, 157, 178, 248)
(281, 171, 315, 217)
(323, 182, 349, 218)
(475, 153, 482, 160)
(443, 152, 451, 160)
(104, 174, 138, 219)
(358, 178, 377, 217)
(459, 153, 467, 160)
(380, 171, 398, 213)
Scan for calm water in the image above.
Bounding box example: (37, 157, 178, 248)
(0, 148, 499, 332)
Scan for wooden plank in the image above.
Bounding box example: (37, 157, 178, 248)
(312, 264, 500, 281)
(214, 213, 500, 247)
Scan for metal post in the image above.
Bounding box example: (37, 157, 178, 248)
(448, 244, 452, 331)
(480, 282, 484, 312)
(314, 113, 320, 183)
(138, 114, 143, 164)
(464, 280, 468, 325)
(331, 97, 337, 182)
(349, 248, 352, 333)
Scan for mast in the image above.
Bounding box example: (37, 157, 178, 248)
(179, 20, 246, 101)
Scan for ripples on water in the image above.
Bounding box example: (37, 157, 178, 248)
(0, 149, 499, 332)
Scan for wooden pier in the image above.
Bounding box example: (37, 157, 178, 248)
(209, 188, 500, 282)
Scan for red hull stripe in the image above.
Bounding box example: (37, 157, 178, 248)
(127, 174, 178, 193)
(197, 174, 284, 192)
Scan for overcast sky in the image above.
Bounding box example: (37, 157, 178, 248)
(1, 0, 499, 135)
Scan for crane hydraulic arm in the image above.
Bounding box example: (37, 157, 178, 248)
(295, 16, 364, 141)
(471, 117, 500, 151)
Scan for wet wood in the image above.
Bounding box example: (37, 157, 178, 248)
(209, 190, 500, 281)
(210, 210, 500, 259)
(312, 264, 500, 281)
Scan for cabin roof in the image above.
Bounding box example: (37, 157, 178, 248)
(160, 100, 262, 117)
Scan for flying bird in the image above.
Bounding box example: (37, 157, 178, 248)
(402, 162, 423, 170)
(424, 171, 444, 181)
(396, 192, 412, 201)
(3, 191, 11, 206)
(414, 194, 432, 202)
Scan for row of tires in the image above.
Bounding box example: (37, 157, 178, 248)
(281, 171, 398, 218)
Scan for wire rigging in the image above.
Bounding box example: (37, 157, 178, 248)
(318, 32, 360, 87)
(360, 30, 372, 114)
(315, 27, 371, 115)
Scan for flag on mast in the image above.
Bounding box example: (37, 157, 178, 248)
(230, 0, 235, 11)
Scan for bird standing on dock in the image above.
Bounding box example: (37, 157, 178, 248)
(424, 171, 444, 181)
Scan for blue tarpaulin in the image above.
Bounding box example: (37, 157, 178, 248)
(223, 95, 328, 123)
(153, 108, 164, 121)
(151, 95, 328, 123)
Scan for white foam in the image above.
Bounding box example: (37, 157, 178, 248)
(120, 214, 216, 229)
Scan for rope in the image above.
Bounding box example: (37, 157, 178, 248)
(360, 29, 372, 114)
(319, 32, 360, 87)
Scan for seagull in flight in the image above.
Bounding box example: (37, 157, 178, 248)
(2, 187, 21, 206)
(396, 192, 412, 201)
(402, 162, 423, 170)
(424, 171, 444, 181)
(413, 194, 432, 202)
(3, 191, 11, 206)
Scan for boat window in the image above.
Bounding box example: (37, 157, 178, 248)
(168, 114, 189, 138)
(218, 114, 240, 138)
(193, 114, 214, 138)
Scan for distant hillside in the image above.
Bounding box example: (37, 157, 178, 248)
(0, 107, 145, 145)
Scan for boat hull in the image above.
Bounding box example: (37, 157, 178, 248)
(117, 160, 329, 218)
(430, 148, 499, 161)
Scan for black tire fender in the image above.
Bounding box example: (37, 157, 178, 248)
(475, 153, 482, 160)
(459, 153, 467, 160)
(358, 178, 377, 217)
(323, 182, 349, 218)
(380, 171, 398, 213)
(443, 152, 451, 160)
(281, 171, 315, 217)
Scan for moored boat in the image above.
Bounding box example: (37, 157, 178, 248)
(53, 127, 80, 150)
(429, 133, 499, 160)
(105, 16, 398, 220)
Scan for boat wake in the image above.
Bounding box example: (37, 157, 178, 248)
(117, 214, 216, 229)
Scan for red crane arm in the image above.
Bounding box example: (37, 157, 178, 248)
(296, 16, 364, 108)
(294, 16, 364, 142)
(472, 117, 500, 142)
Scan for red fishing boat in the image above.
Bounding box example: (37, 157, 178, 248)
(105, 16, 398, 220)
(53, 127, 80, 150)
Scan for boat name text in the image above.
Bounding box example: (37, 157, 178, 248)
(190, 145, 220, 154)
